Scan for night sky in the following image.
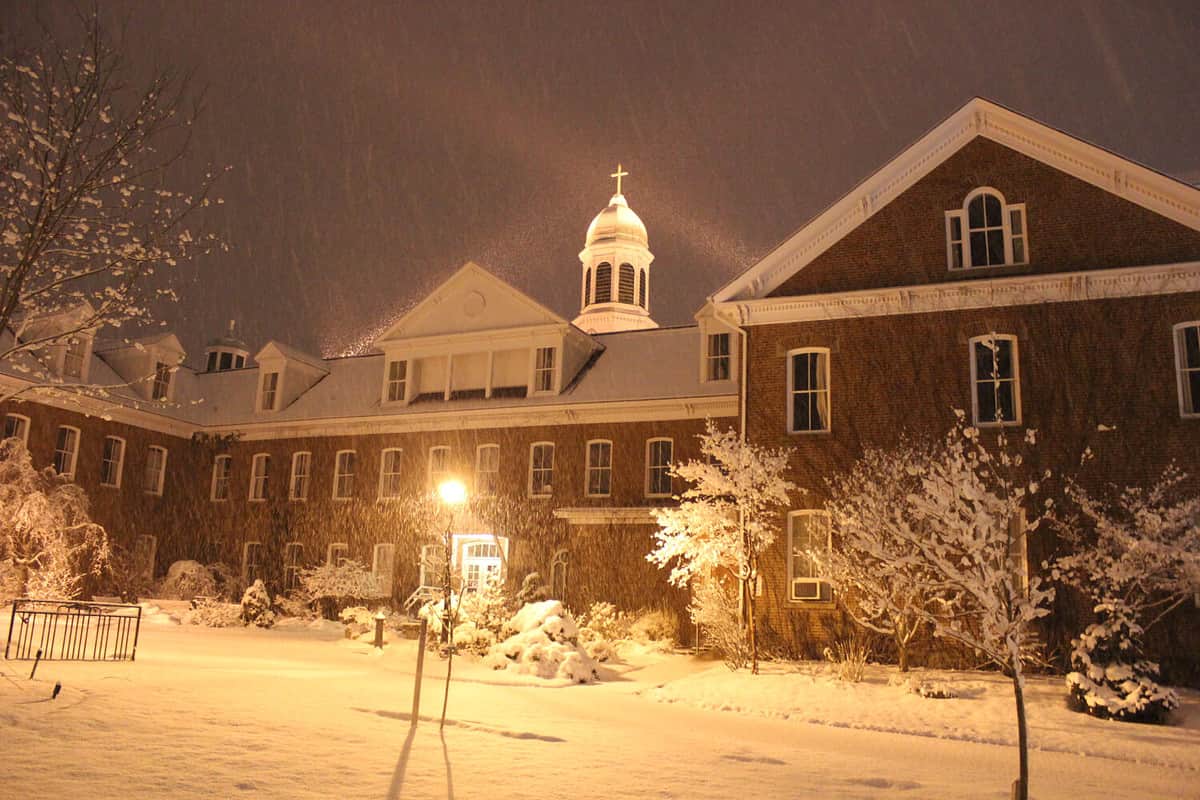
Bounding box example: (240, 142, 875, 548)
(4, 1, 1199, 363)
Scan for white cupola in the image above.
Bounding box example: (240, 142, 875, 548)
(572, 165, 658, 334)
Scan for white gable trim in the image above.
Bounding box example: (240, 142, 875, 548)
(712, 98, 1200, 303)
(717, 261, 1200, 328)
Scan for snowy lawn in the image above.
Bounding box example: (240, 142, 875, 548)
(2, 603, 1198, 799)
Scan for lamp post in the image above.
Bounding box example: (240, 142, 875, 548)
(436, 477, 467, 729)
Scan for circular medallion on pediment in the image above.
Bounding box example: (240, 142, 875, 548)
(462, 291, 486, 318)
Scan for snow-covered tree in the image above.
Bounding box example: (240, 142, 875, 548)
(0, 436, 109, 599)
(648, 420, 797, 673)
(298, 559, 380, 616)
(818, 445, 942, 672)
(1053, 465, 1199, 722)
(1, 12, 222, 396)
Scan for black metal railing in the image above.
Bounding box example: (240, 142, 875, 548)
(4, 599, 142, 662)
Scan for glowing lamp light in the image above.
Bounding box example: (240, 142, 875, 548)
(437, 478, 467, 506)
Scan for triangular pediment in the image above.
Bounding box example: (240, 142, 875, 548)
(376, 261, 570, 344)
(713, 98, 1200, 302)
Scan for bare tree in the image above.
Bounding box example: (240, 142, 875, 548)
(0, 9, 222, 397)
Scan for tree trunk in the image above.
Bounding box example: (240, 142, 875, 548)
(897, 639, 909, 673)
(745, 578, 758, 674)
(1012, 666, 1029, 800)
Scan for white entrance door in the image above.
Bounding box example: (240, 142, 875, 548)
(461, 542, 503, 592)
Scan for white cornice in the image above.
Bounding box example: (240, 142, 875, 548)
(712, 98, 1200, 304)
(552, 506, 660, 525)
(207, 394, 737, 441)
(718, 261, 1200, 328)
(0, 376, 196, 439)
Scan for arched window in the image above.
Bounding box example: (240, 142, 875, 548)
(945, 188, 1028, 270)
(638, 268, 647, 308)
(583, 268, 591, 306)
(618, 263, 635, 304)
(550, 549, 569, 602)
(594, 263, 612, 303)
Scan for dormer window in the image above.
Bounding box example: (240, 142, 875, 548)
(945, 188, 1028, 270)
(63, 336, 87, 379)
(151, 362, 172, 400)
(533, 347, 556, 394)
(260, 371, 279, 411)
(385, 359, 408, 403)
(706, 333, 731, 381)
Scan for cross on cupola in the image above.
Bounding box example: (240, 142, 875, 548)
(610, 163, 629, 196)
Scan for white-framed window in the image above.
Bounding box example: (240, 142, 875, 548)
(144, 445, 167, 496)
(533, 347, 556, 393)
(645, 437, 673, 497)
(249, 453, 270, 501)
(945, 187, 1028, 270)
(428, 445, 450, 488)
(372, 543, 396, 596)
(475, 444, 499, 496)
(378, 448, 403, 500)
(1175, 321, 1200, 418)
(242, 541, 263, 586)
(100, 436, 125, 488)
(134, 534, 157, 582)
(333, 450, 356, 500)
(211, 454, 232, 501)
(529, 442, 554, 497)
(283, 542, 304, 592)
(788, 510, 831, 603)
(4, 413, 31, 445)
(787, 348, 830, 433)
(385, 359, 408, 403)
(550, 548, 569, 601)
(326, 542, 349, 567)
(462, 541, 503, 592)
(289, 451, 311, 501)
(260, 371, 280, 411)
(63, 336, 87, 379)
(419, 543, 446, 588)
(1008, 511, 1029, 596)
(53, 425, 80, 478)
(970, 334, 1021, 426)
(706, 332, 731, 381)
(151, 361, 172, 401)
(586, 439, 612, 497)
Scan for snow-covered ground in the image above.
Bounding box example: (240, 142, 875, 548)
(2, 603, 1197, 799)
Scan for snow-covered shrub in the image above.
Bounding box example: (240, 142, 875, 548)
(339, 606, 389, 642)
(275, 591, 318, 621)
(158, 560, 218, 600)
(1065, 601, 1179, 723)
(96, 542, 156, 603)
(629, 608, 678, 645)
(452, 620, 496, 653)
(458, 574, 511, 635)
(889, 674, 960, 699)
(485, 600, 599, 683)
(689, 578, 750, 670)
(240, 580, 275, 628)
(299, 559, 381, 617)
(586, 639, 617, 663)
(207, 562, 239, 601)
(181, 598, 241, 627)
(823, 639, 870, 683)
(515, 572, 549, 605)
(577, 601, 630, 643)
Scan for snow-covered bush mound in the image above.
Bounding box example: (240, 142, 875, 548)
(1066, 602, 1179, 723)
(416, 576, 509, 654)
(181, 598, 241, 627)
(484, 600, 599, 683)
(628, 608, 678, 646)
(158, 561, 218, 600)
(339, 606, 390, 643)
(241, 580, 275, 628)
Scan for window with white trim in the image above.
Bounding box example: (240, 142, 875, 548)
(333, 450, 356, 500)
(373, 543, 396, 596)
(706, 333, 731, 381)
(529, 442, 554, 497)
(1008, 511, 1029, 596)
(1175, 322, 1200, 418)
(788, 510, 830, 602)
(419, 543, 445, 588)
(211, 455, 232, 501)
(242, 541, 263, 586)
(550, 548, 569, 601)
(4, 414, 30, 445)
(134, 534, 157, 582)
(385, 360, 408, 403)
(289, 451, 311, 501)
(53, 426, 80, 478)
(100, 436, 125, 488)
(327, 542, 349, 567)
(945, 188, 1028, 270)
(151, 362, 172, 400)
(586, 439, 612, 497)
(788, 348, 830, 433)
(63, 337, 86, 379)
(462, 541, 503, 592)
(249, 453, 270, 501)
(378, 448, 403, 499)
(970, 334, 1021, 426)
(475, 444, 499, 496)
(283, 542, 304, 591)
(533, 347, 556, 393)
(428, 446, 450, 488)
(144, 446, 167, 496)
(645, 437, 673, 497)
(260, 371, 279, 411)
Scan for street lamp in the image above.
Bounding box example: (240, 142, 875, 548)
(436, 477, 467, 730)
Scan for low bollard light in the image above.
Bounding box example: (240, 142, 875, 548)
(373, 610, 386, 650)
